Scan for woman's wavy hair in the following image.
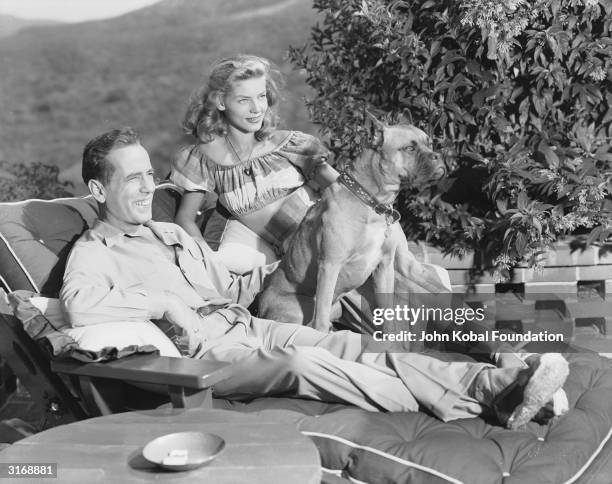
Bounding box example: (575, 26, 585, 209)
(182, 55, 283, 143)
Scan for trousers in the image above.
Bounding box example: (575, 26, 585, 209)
(194, 313, 493, 422)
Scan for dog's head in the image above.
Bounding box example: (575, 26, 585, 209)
(368, 120, 446, 189)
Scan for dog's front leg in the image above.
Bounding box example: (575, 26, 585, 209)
(310, 261, 342, 332)
(372, 248, 396, 310)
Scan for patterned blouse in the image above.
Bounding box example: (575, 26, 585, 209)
(169, 131, 326, 217)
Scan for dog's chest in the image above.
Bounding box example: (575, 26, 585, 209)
(334, 222, 392, 290)
(322, 194, 393, 265)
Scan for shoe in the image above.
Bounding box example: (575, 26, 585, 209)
(492, 353, 569, 429)
(532, 388, 570, 424)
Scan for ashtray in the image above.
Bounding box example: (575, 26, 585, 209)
(142, 431, 225, 471)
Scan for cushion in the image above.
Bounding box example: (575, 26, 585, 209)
(0, 197, 98, 296)
(7, 290, 180, 361)
(304, 350, 612, 484)
(65, 323, 181, 358)
(215, 350, 612, 483)
(26, 295, 180, 357)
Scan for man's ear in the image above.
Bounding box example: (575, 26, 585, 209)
(88, 179, 106, 203)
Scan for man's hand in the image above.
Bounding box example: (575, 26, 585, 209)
(152, 291, 203, 355)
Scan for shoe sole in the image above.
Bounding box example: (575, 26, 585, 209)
(506, 353, 569, 429)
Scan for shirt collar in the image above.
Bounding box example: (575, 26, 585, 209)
(91, 219, 151, 247)
(91, 219, 183, 248)
(145, 220, 183, 247)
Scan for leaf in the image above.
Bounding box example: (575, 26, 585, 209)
(533, 95, 547, 117)
(517, 191, 529, 211)
(529, 113, 543, 131)
(515, 232, 528, 255)
(463, 151, 484, 162)
(496, 198, 508, 214)
(601, 108, 612, 126)
(552, 205, 564, 218)
(594, 150, 612, 162)
(532, 217, 542, 235)
(547, 36, 562, 60)
(430, 40, 441, 57)
(537, 140, 560, 168)
(586, 226, 603, 246)
(440, 52, 465, 66)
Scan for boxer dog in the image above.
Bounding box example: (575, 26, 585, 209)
(258, 119, 446, 331)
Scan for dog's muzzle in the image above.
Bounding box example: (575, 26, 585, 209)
(414, 151, 447, 183)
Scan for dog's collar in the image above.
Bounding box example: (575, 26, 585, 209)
(338, 171, 401, 226)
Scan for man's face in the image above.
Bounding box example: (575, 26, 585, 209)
(94, 144, 155, 232)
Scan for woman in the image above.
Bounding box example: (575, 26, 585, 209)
(170, 54, 338, 274)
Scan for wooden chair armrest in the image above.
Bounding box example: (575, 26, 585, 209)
(51, 354, 234, 415)
(51, 354, 233, 389)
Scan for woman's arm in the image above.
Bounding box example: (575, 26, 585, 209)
(174, 191, 208, 241)
(310, 158, 340, 190)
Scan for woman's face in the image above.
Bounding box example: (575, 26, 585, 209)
(219, 76, 268, 134)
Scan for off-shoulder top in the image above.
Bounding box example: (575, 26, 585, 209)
(170, 131, 326, 217)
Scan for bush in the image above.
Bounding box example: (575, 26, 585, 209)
(290, 0, 612, 277)
(0, 161, 73, 202)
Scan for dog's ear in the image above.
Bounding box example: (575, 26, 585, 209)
(398, 110, 413, 125)
(365, 109, 384, 126)
(364, 110, 385, 149)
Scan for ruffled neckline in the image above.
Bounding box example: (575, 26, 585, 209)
(204, 131, 296, 171)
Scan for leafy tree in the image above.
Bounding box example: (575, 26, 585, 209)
(0, 161, 73, 202)
(290, 0, 612, 278)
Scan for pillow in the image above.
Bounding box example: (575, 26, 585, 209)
(64, 322, 181, 358)
(28, 296, 70, 330)
(7, 290, 180, 361)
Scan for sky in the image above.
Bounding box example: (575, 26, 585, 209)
(0, 0, 161, 23)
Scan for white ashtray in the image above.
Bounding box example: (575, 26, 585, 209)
(142, 431, 225, 471)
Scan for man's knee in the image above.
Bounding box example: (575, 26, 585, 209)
(277, 346, 330, 375)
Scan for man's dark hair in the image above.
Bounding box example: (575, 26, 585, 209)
(82, 127, 141, 184)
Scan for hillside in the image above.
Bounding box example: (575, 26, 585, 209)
(0, 14, 61, 38)
(0, 0, 320, 193)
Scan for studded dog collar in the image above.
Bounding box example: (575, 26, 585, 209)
(338, 171, 401, 226)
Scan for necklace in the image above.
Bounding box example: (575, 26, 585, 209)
(225, 135, 255, 165)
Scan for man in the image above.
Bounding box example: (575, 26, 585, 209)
(60, 127, 569, 429)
